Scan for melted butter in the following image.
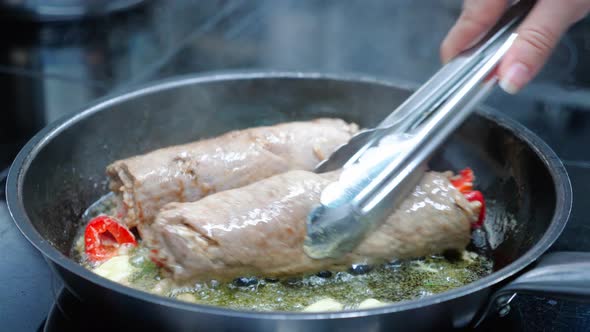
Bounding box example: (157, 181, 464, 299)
(76, 233, 492, 312)
(144, 251, 491, 311)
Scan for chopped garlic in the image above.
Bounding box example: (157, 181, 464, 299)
(74, 236, 85, 255)
(411, 261, 439, 273)
(358, 298, 389, 309)
(461, 250, 478, 263)
(93, 255, 135, 284)
(151, 279, 173, 295)
(176, 293, 196, 303)
(302, 298, 344, 312)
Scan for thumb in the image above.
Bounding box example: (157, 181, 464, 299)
(498, 0, 590, 94)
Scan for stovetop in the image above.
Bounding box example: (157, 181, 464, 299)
(1, 1, 590, 331)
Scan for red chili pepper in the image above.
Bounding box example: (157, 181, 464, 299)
(450, 167, 474, 194)
(84, 215, 137, 262)
(464, 190, 486, 228)
(451, 168, 485, 228)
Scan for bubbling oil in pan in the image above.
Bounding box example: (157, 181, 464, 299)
(71, 193, 493, 312)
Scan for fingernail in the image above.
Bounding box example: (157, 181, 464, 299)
(499, 62, 530, 94)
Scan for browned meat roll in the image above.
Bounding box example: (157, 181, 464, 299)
(143, 170, 479, 281)
(107, 119, 358, 227)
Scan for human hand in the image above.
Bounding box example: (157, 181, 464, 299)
(441, 0, 590, 94)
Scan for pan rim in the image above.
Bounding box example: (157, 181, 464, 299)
(6, 70, 572, 321)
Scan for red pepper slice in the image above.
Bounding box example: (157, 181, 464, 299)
(464, 190, 486, 228)
(451, 168, 486, 228)
(450, 167, 474, 194)
(84, 215, 137, 262)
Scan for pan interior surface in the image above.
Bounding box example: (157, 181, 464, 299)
(10, 73, 566, 318)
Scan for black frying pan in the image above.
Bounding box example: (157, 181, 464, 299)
(6, 72, 588, 331)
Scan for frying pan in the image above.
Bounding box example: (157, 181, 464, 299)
(6, 72, 589, 331)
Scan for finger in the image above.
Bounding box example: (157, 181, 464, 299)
(441, 0, 509, 63)
(499, 0, 590, 94)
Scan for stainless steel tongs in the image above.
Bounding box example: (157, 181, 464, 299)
(304, 0, 534, 259)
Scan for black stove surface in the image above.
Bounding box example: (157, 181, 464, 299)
(1, 1, 590, 331)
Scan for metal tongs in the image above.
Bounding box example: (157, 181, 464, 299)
(304, 0, 534, 259)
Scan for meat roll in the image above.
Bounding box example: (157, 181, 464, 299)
(107, 119, 358, 227)
(143, 170, 479, 281)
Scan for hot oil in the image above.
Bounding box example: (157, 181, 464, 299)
(165, 253, 492, 311)
(73, 194, 494, 312)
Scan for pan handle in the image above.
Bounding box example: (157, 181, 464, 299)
(473, 251, 590, 327)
